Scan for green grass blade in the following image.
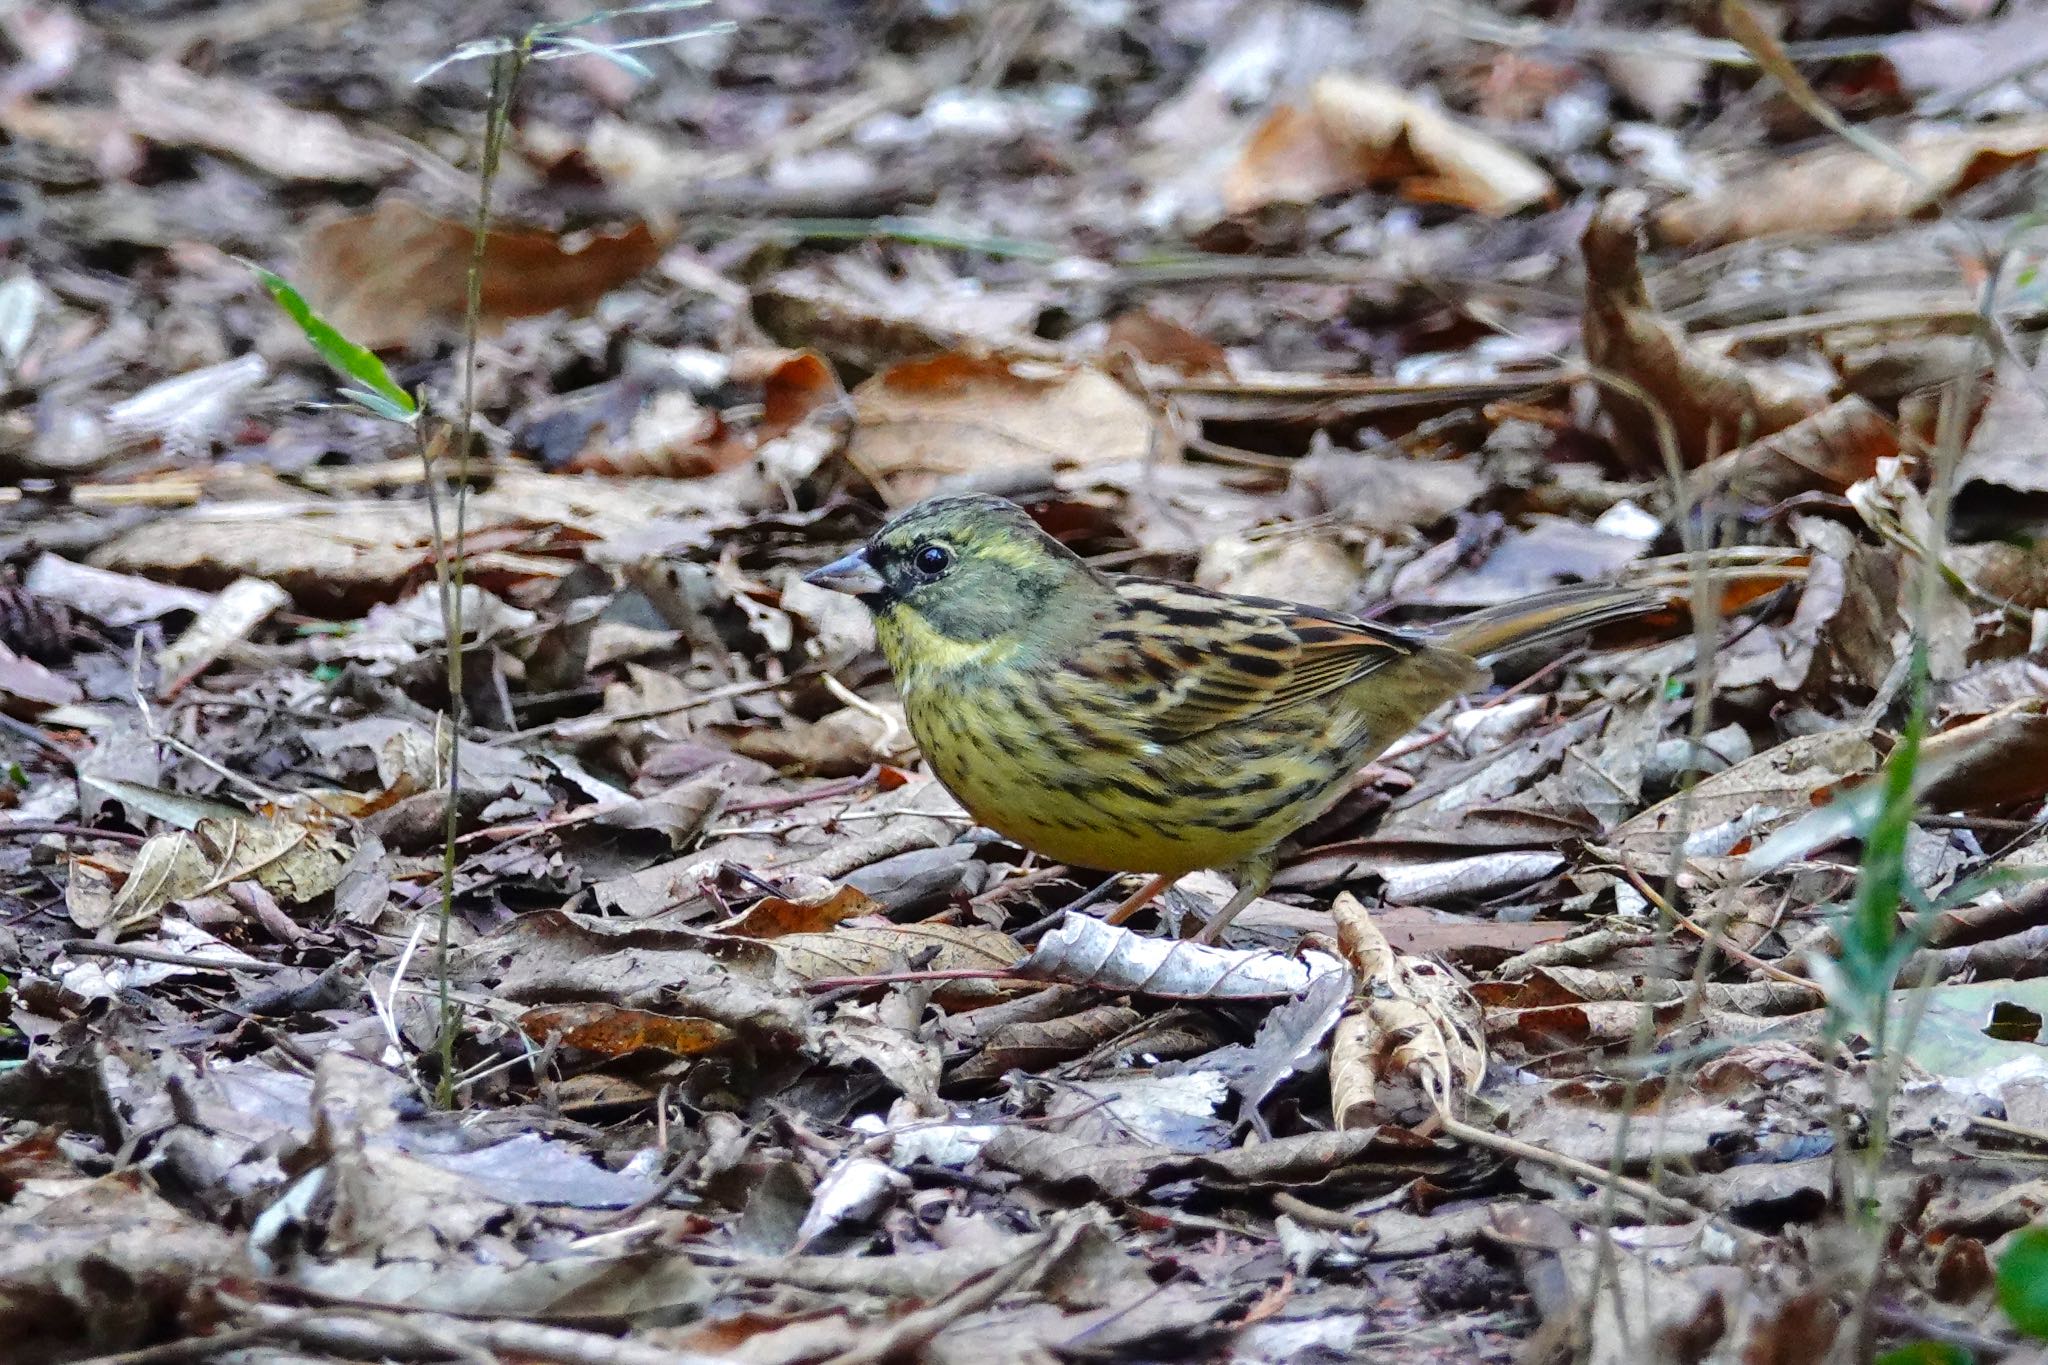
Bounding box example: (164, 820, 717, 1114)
(250, 266, 417, 421)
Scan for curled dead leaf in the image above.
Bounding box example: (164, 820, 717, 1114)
(1224, 74, 1555, 216)
(63, 805, 349, 938)
(1612, 726, 1881, 866)
(1014, 914, 1348, 1000)
(1327, 895, 1485, 1129)
(950, 1003, 1146, 1084)
(1103, 309, 1232, 379)
(1583, 192, 1832, 469)
(155, 576, 290, 697)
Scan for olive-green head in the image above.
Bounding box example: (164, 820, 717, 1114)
(804, 494, 1099, 646)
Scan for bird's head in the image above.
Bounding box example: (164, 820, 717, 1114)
(804, 494, 1098, 650)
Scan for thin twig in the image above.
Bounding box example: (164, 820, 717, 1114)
(0, 821, 146, 846)
(802, 967, 1019, 993)
(1433, 1108, 1720, 1229)
(1615, 864, 1824, 993)
(58, 939, 289, 973)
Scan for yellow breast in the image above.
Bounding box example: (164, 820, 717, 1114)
(888, 641, 1372, 877)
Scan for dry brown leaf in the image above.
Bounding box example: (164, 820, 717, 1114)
(89, 471, 755, 612)
(950, 1003, 1144, 1084)
(66, 837, 207, 935)
(1686, 395, 1900, 506)
(773, 923, 1023, 1005)
(202, 811, 350, 904)
(1655, 118, 2048, 246)
(1608, 727, 1881, 864)
(1327, 895, 1485, 1129)
(1103, 309, 1232, 379)
(716, 884, 882, 939)
(754, 258, 1053, 373)
(115, 62, 406, 182)
(1224, 74, 1555, 216)
(1583, 192, 1832, 469)
(722, 703, 914, 776)
(518, 1003, 735, 1058)
(63, 803, 347, 937)
(751, 349, 849, 440)
(1919, 699, 2048, 812)
(296, 197, 665, 351)
(846, 351, 1164, 504)
(1310, 74, 1555, 214)
(1220, 103, 1358, 215)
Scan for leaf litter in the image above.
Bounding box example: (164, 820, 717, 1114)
(4, 0, 2048, 1361)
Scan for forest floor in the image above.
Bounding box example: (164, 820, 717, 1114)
(6, 0, 2048, 1361)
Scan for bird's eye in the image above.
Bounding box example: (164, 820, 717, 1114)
(914, 544, 953, 576)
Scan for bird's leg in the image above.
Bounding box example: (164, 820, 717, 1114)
(1191, 854, 1275, 945)
(1102, 873, 1175, 925)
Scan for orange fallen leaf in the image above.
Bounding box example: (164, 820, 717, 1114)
(518, 1003, 735, 1058)
(716, 884, 882, 939)
(295, 197, 665, 351)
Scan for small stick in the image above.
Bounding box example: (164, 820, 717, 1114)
(0, 822, 147, 846)
(1617, 863, 1823, 993)
(803, 966, 1020, 993)
(58, 940, 292, 973)
(1433, 1108, 1720, 1229)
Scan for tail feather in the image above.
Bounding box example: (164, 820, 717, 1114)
(1431, 585, 1668, 664)
(1421, 554, 1806, 664)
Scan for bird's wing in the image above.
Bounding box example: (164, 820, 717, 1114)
(1092, 578, 1430, 739)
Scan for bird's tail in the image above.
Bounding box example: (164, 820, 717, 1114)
(1430, 555, 1807, 664)
(1432, 585, 1669, 664)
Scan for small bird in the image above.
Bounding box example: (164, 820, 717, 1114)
(805, 494, 1667, 944)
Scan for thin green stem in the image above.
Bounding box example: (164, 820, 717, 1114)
(434, 43, 530, 1109)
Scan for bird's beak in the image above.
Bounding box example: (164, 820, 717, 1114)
(804, 548, 888, 598)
